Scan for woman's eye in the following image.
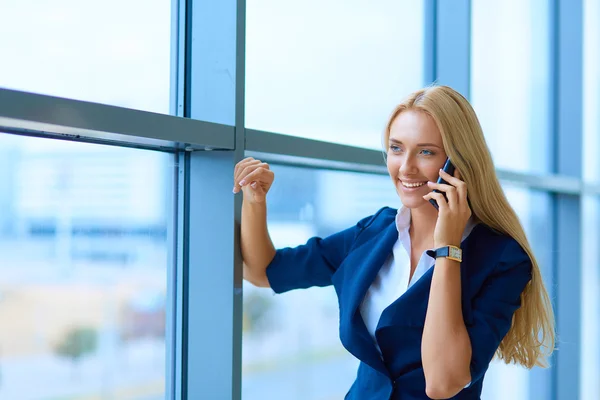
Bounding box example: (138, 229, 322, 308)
(390, 145, 402, 153)
(421, 149, 434, 156)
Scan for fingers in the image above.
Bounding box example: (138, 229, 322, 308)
(249, 181, 267, 202)
(234, 158, 260, 186)
(234, 157, 256, 178)
(233, 158, 269, 193)
(239, 162, 269, 184)
(423, 191, 448, 211)
(235, 158, 262, 182)
(438, 168, 468, 206)
(242, 166, 274, 188)
(439, 168, 466, 191)
(427, 182, 458, 208)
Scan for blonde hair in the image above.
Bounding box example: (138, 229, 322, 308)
(383, 85, 555, 368)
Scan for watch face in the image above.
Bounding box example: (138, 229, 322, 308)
(449, 246, 462, 260)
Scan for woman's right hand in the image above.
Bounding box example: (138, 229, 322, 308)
(233, 157, 274, 203)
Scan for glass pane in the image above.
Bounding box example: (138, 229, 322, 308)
(583, 0, 600, 182)
(0, 0, 172, 114)
(0, 133, 174, 400)
(242, 165, 399, 400)
(481, 185, 553, 400)
(471, 0, 551, 174)
(582, 0, 599, 393)
(245, 0, 425, 150)
(581, 197, 600, 398)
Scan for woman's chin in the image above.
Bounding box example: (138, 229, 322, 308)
(398, 195, 430, 209)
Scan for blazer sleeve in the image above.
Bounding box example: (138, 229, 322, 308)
(265, 210, 383, 294)
(467, 239, 533, 384)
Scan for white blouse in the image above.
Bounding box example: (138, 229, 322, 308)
(359, 205, 477, 349)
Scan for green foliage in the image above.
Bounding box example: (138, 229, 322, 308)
(54, 327, 97, 362)
(243, 292, 274, 333)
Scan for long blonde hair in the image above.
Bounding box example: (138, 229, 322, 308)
(383, 85, 555, 368)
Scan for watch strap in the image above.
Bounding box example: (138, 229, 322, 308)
(426, 245, 462, 262)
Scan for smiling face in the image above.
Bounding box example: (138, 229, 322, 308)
(386, 110, 448, 209)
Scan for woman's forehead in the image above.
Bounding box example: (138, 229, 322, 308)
(389, 110, 441, 144)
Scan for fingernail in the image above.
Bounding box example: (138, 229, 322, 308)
(239, 179, 246, 186)
(232, 188, 237, 193)
(251, 182, 257, 188)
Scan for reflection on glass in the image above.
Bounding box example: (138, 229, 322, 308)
(245, 0, 425, 150)
(471, 0, 551, 174)
(581, 196, 600, 398)
(481, 185, 553, 400)
(242, 165, 399, 400)
(582, 0, 600, 396)
(0, 133, 173, 400)
(0, 0, 172, 114)
(583, 0, 600, 182)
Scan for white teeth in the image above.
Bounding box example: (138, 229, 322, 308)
(401, 181, 426, 188)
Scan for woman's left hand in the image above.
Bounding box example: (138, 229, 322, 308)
(423, 168, 472, 248)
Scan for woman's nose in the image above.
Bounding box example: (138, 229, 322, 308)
(399, 156, 417, 175)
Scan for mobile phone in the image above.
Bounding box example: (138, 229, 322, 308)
(429, 158, 455, 210)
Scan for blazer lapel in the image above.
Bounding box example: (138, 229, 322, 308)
(375, 224, 481, 332)
(334, 222, 398, 376)
(375, 267, 433, 330)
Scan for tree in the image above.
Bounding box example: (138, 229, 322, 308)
(54, 326, 97, 379)
(243, 292, 274, 334)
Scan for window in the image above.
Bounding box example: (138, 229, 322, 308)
(582, 1, 600, 397)
(242, 164, 398, 400)
(471, 0, 551, 174)
(481, 185, 553, 400)
(0, 0, 172, 114)
(581, 197, 600, 399)
(0, 133, 173, 400)
(245, 0, 425, 150)
(583, 0, 600, 183)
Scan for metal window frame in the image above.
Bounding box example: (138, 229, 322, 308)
(0, 88, 234, 152)
(550, 1, 584, 399)
(177, 0, 245, 399)
(434, 0, 471, 97)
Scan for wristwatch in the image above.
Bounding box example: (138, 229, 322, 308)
(426, 245, 462, 262)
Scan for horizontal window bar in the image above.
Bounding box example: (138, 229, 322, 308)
(497, 170, 582, 195)
(2, 100, 591, 196)
(0, 88, 234, 151)
(245, 129, 387, 169)
(583, 182, 600, 196)
(246, 129, 586, 195)
(246, 150, 389, 175)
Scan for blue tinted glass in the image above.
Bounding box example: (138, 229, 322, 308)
(0, 133, 173, 400)
(482, 185, 553, 400)
(471, 0, 551, 174)
(583, 0, 600, 182)
(245, 0, 425, 150)
(581, 197, 600, 397)
(0, 0, 172, 114)
(582, 1, 600, 397)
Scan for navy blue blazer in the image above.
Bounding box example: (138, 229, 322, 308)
(266, 207, 532, 399)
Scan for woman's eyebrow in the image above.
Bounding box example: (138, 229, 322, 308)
(388, 139, 442, 149)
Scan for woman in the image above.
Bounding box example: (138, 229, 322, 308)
(235, 85, 555, 399)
